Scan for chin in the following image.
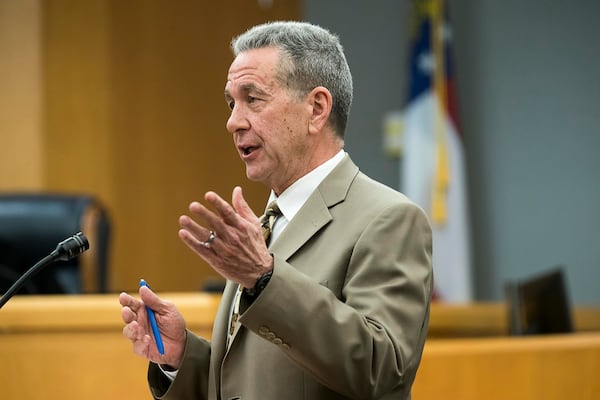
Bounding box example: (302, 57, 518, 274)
(244, 168, 263, 183)
(245, 161, 275, 186)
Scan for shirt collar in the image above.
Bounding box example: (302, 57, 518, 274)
(266, 150, 346, 221)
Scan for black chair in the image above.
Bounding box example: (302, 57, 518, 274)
(0, 193, 110, 294)
(505, 267, 573, 335)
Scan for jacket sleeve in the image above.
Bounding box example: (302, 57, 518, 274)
(147, 329, 211, 400)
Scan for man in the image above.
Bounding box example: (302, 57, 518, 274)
(120, 21, 432, 400)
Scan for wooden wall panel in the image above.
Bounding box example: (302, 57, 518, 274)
(0, 0, 43, 190)
(41, 1, 300, 292)
(42, 1, 114, 197)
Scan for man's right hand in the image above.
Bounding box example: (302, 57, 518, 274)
(119, 286, 187, 369)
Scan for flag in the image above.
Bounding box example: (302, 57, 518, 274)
(400, 0, 472, 302)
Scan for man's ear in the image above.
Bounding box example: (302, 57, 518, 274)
(308, 86, 332, 134)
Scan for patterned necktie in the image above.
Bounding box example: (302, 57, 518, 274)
(260, 201, 281, 245)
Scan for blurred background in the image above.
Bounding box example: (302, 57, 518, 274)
(1, 0, 598, 304)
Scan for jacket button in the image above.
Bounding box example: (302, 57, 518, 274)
(258, 326, 270, 335)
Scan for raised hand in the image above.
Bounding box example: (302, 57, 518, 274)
(178, 186, 273, 288)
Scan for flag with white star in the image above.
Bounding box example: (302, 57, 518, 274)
(400, 0, 473, 302)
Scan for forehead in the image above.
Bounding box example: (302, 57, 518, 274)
(225, 47, 281, 94)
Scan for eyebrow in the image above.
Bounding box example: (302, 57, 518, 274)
(224, 82, 270, 100)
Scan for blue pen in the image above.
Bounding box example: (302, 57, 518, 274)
(139, 279, 165, 356)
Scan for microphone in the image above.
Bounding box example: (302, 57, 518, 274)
(51, 232, 90, 261)
(0, 232, 90, 309)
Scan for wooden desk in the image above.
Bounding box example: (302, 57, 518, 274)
(0, 292, 220, 334)
(1, 294, 599, 400)
(413, 333, 600, 400)
(0, 292, 220, 400)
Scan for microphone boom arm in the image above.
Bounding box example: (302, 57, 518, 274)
(0, 232, 89, 309)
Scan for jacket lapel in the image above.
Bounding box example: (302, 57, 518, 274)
(269, 155, 358, 261)
(210, 281, 239, 393)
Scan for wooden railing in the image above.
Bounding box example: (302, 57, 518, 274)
(413, 333, 600, 400)
(1, 293, 599, 400)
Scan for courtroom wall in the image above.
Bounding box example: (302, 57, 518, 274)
(0, 0, 299, 292)
(304, 0, 600, 304)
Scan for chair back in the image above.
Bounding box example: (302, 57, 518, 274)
(0, 193, 110, 294)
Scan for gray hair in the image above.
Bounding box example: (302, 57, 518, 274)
(231, 21, 353, 138)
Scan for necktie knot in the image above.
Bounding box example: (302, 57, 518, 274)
(261, 201, 281, 244)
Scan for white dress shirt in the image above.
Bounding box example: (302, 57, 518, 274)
(266, 149, 345, 243)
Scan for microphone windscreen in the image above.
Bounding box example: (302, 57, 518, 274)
(54, 232, 90, 261)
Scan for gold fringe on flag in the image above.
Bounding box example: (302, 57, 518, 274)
(430, 0, 449, 226)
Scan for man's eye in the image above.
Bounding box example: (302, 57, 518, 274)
(228, 101, 235, 110)
(248, 96, 257, 103)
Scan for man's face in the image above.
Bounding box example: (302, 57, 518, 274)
(224, 47, 312, 194)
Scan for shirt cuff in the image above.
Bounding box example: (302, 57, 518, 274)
(158, 363, 178, 382)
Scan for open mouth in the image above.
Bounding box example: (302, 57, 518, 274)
(243, 146, 255, 155)
(241, 146, 258, 156)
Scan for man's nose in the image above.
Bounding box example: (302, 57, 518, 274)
(226, 106, 250, 133)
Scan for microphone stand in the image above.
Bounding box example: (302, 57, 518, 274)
(0, 232, 89, 309)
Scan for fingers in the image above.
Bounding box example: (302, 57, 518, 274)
(191, 189, 251, 232)
(132, 335, 152, 358)
(204, 191, 242, 227)
(121, 288, 186, 363)
(119, 291, 144, 323)
(231, 186, 256, 220)
(122, 320, 152, 358)
(178, 187, 258, 253)
(121, 305, 136, 324)
(181, 187, 258, 232)
(119, 291, 141, 311)
(139, 284, 164, 312)
(121, 289, 160, 359)
(177, 187, 268, 286)
(178, 213, 213, 247)
(178, 226, 210, 256)
(122, 319, 144, 341)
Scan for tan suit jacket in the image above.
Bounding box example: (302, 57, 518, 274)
(148, 155, 433, 400)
